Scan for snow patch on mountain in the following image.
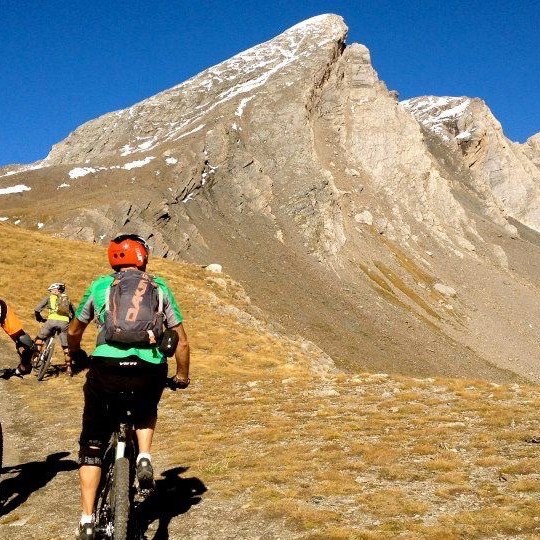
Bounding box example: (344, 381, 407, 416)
(236, 96, 254, 117)
(121, 156, 155, 170)
(69, 167, 101, 179)
(0, 163, 44, 179)
(120, 137, 158, 156)
(0, 184, 31, 195)
(66, 157, 156, 180)
(400, 96, 472, 141)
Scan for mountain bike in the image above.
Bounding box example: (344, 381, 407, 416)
(94, 378, 181, 539)
(94, 389, 141, 539)
(32, 327, 62, 381)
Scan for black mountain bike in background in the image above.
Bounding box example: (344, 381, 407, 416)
(32, 327, 62, 381)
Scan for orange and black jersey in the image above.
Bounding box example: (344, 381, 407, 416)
(0, 299, 25, 341)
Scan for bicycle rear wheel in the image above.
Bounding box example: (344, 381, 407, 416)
(0, 421, 3, 480)
(112, 457, 130, 540)
(36, 338, 55, 381)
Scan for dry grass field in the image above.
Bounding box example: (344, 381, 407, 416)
(2, 223, 540, 539)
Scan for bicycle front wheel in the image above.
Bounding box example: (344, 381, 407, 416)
(112, 457, 130, 540)
(36, 339, 55, 381)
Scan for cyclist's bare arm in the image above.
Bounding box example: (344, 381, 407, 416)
(67, 318, 88, 351)
(172, 323, 190, 381)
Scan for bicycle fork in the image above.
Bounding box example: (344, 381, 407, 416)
(115, 413, 132, 460)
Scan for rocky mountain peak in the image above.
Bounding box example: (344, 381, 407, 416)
(2, 15, 540, 384)
(44, 14, 348, 166)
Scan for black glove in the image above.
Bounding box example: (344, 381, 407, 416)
(70, 349, 89, 371)
(34, 311, 46, 323)
(169, 375, 190, 390)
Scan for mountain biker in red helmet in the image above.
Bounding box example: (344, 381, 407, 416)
(68, 233, 190, 540)
(0, 299, 34, 376)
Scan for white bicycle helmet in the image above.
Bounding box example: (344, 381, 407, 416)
(47, 282, 66, 293)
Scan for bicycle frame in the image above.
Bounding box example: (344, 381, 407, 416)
(33, 327, 62, 381)
(115, 414, 134, 460)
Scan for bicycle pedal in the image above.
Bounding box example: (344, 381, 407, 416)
(135, 487, 155, 501)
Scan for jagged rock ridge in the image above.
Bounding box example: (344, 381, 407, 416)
(401, 96, 540, 231)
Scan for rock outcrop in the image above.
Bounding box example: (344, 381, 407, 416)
(401, 96, 540, 231)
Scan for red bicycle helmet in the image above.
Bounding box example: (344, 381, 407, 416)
(107, 234, 150, 270)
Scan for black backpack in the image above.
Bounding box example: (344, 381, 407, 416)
(100, 270, 165, 347)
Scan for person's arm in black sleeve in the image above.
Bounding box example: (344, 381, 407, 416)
(34, 297, 48, 322)
(0, 299, 7, 327)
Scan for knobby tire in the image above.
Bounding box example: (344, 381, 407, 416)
(112, 457, 130, 540)
(36, 339, 55, 381)
(95, 448, 115, 538)
(0, 421, 3, 481)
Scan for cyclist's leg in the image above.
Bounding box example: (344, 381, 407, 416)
(34, 320, 55, 353)
(57, 321, 72, 374)
(133, 362, 167, 451)
(15, 332, 34, 374)
(135, 421, 157, 454)
(132, 363, 167, 488)
(78, 362, 113, 517)
(0, 304, 35, 374)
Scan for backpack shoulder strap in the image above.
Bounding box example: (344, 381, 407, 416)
(147, 274, 164, 313)
(157, 286, 164, 313)
(104, 274, 120, 312)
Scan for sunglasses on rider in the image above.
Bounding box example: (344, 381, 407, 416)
(112, 234, 150, 252)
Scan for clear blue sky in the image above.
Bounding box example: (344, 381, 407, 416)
(1, 0, 538, 166)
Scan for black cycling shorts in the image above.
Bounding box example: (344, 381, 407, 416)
(79, 356, 167, 453)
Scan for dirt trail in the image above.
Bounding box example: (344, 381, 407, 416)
(0, 356, 80, 539)
(0, 348, 303, 540)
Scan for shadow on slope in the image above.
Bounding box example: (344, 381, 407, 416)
(0, 451, 77, 516)
(137, 466, 207, 540)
